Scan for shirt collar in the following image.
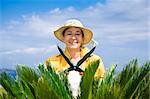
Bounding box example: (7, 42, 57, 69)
(64, 47, 90, 59)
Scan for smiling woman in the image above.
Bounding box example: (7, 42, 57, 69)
(45, 19, 105, 98)
(63, 27, 84, 50)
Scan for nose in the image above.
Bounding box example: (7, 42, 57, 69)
(71, 35, 77, 39)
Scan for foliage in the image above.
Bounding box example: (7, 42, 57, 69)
(0, 59, 149, 99)
(80, 60, 99, 99)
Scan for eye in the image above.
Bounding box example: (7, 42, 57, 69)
(76, 34, 80, 36)
(75, 32, 82, 36)
(65, 32, 72, 36)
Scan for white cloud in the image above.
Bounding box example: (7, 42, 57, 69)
(50, 8, 61, 14)
(2, 0, 148, 46)
(0, 45, 56, 55)
(5, 14, 53, 38)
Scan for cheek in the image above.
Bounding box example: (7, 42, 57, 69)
(63, 37, 68, 42)
(63, 38, 71, 45)
(79, 37, 84, 43)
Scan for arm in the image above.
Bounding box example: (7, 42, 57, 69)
(94, 58, 105, 79)
(89, 55, 105, 79)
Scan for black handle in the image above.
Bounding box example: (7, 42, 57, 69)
(57, 46, 96, 73)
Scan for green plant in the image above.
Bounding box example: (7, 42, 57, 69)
(0, 59, 149, 99)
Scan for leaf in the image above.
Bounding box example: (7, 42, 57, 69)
(0, 72, 22, 98)
(16, 65, 39, 84)
(80, 60, 99, 99)
(0, 86, 8, 99)
(131, 71, 150, 98)
(95, 64, 117, 99)
(34, 77, 59, 99)
(16, 65, 39, 98)
(119, 61, 150, 98)
(38, 63, 71, 99)
(19, 80, 36, 99)
(115, 59, 139, 89)
(102, 64, 117, 85)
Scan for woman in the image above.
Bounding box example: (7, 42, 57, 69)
(45, 19, 105, 98)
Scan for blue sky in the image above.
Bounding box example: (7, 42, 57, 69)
(0, 0, 149, 72)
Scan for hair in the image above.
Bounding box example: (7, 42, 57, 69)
(62, 27, 84, 37)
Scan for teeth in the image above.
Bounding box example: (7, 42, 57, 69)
(70, 42, 78, 44)
(73, 43, 78, 44)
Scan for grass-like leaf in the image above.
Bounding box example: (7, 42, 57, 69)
(0, 59, 149, 99)
(80, 60, 99, 99)
(119, 61, 150, 98)
(115, 59, 139, 89)
(0, 72, 22, 98)
(95, 64, 117, 99)
(38, 63, 71, 99)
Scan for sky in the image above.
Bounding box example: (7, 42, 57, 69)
(0, 0, 150, 72)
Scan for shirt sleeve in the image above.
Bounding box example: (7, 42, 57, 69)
(95, 58, 105, 79)
(90, 55, 105, 79)
(44, 54, 61, 73)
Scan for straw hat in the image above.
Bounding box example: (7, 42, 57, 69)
(54, 19, 93, 45)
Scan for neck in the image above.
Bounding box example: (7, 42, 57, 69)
(67, 47, 81, 59)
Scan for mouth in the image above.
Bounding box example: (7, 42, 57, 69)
(69, 41, 78, 45)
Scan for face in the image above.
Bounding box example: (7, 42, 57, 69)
(63, 27, 84, 49)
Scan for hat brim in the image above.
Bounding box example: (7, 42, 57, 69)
(54, 26, 93, 45)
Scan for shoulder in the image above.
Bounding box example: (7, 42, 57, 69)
(45, 54, 62, 67)
(81, 47, 102, 61)
(44, 54, 63, 72)
(91, 54, 101, 60)
(89, 54, 102, 61)
(46, 54, 62, 61)
(45, 54, 61, 64)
